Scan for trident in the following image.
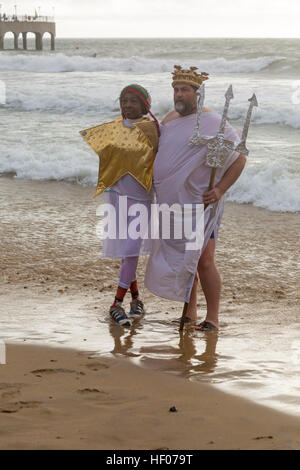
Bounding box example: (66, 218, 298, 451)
(179, 85, 258, 331)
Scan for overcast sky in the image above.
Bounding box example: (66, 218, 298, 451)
(1, 0, 300, 38)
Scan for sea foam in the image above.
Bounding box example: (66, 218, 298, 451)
(0, 52, 284, 74)
(3, 83, 300, 129)
(1, 143, 299, 213)
(228, 159, 300, 213)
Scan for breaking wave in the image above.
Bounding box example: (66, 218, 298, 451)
(0, 52, 285, 74)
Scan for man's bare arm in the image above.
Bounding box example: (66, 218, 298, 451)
(216, 154, 247, 194)
(202, 154, 247, 204)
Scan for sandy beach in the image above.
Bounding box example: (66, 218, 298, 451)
(1, 343, 300, 450)
(1, 175, 300, 449)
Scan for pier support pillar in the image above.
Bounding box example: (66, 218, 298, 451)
(22, 32, 27, 50)
(51, 33, 55, 51)
(35, 32, 43, 51)
(14, 32, 19, 50)
(0, 35, 3, 50)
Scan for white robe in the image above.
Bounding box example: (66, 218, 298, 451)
(145, 111, 240, 302)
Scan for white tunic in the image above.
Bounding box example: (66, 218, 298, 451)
(145, 111, 240, 302)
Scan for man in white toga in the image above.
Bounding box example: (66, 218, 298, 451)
(145, 65, 247, 330)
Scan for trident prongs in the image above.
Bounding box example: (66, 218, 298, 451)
(219, 85, 234, 135)
(189, 84, 235, 168)
(235, 93, 258, 156)
(189, 84, 205, 145)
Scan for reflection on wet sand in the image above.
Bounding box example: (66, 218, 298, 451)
(108, 319, 219, 378)
(178, 330, 219, 376)
(106, 315, 300, 417)
(109, 322, 139, 358)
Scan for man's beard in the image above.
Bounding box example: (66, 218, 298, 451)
(175, 100, 196, 116)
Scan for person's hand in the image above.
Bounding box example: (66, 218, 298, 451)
(203, 186, 224, 205)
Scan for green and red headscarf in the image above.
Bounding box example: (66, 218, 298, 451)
(119, 84, 160, 136)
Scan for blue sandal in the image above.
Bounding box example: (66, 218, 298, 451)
(109, 304, 132, 327)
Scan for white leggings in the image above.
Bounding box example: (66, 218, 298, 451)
(118, 256, 139, 289)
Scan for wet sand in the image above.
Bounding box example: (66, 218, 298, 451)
(0, 343, 300, 450)
(1, 176, 300, 449)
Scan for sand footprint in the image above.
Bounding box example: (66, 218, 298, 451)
(77, 388, 105, 394)
(0, 382, 25, 400)
(0, 400, 42, 414)
(84, 362, 109, 372)
(30, 368, 78, 377)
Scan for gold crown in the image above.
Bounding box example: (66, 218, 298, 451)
(172, 65, 209, 89)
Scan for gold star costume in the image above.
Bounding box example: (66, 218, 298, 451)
(79, 117, 158, 198)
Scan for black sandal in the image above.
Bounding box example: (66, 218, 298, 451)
(192, 321, 218, 331)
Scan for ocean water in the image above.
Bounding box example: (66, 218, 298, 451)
(0, 37, 300, 212)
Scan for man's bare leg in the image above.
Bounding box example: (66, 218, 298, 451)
(197, 239, 221, 328)
(185, 274, 198, 322)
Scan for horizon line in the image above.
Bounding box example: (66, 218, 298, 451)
(53, 36, 300, 40)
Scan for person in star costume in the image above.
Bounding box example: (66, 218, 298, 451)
(80, 84, 159, 326)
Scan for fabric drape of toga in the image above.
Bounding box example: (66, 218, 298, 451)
(144, 111, 240, 302)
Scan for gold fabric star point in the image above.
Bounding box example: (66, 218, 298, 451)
(79, 117, 158, 197)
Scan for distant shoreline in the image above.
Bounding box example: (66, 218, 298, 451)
(2, 36, 300, 40)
